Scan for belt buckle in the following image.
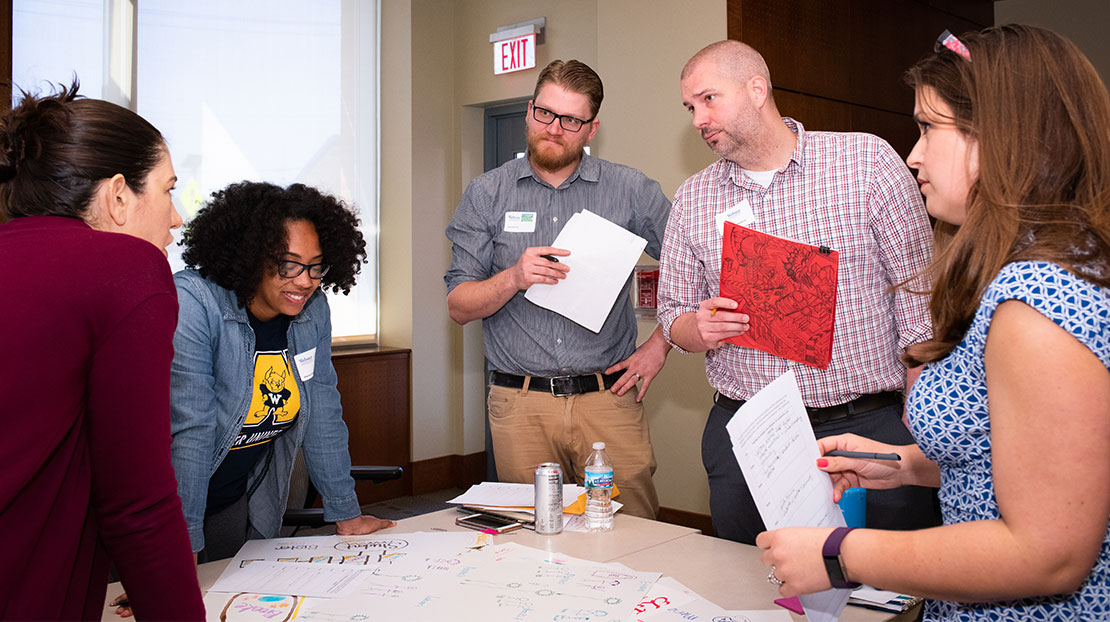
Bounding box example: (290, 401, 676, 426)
(549, 376, 574, 397)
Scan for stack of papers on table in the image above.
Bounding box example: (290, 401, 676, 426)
(448, 481, 625, 515)
(204, 535, 791, 622)
(848, 586, 923, 613)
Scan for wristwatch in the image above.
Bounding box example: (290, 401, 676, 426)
(822, 527, 861, 589)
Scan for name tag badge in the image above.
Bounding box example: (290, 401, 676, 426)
(716, 199, 756, 236)
(294, 348, 316, 381)
(504, 211, 537, 233)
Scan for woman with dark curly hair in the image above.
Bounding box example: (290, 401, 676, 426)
(170, 180, 395, 562)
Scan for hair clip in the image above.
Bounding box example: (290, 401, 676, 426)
(935, 29, 971, 62)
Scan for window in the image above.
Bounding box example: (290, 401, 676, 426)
(13, 0, 379, 340)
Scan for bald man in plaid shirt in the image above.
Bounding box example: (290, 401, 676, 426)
(658, 41, 941, 543)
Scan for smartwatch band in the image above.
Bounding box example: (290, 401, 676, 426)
(822, 526, 861, 589)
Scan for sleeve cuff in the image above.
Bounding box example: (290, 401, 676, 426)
(658, 307, 696, 354)
(188, 525, 205, 554)
(323, 492, 362, 523)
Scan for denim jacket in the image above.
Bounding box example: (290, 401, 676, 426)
(170, 269, 360, 552)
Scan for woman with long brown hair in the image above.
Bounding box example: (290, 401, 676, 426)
(757, 25, 1110, 619)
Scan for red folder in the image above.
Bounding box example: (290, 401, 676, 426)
(719, 222, 839, 369)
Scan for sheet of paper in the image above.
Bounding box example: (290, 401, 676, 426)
(716, 611, 793, 622)
(448, 481, 583, 510)
(208, 560, 369, 598)
(724, 369, 850, 622)
(632, 575, 790, 622)
(202, 591, 305, 622)
(524, 209, 647, 332)
(632, 576, 702, 620)
(291, 539, 660, 622)
(210, 531, 487, 592)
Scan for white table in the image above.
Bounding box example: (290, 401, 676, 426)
(103, 509, 915, 620)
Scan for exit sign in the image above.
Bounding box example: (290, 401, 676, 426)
(493, 33, 536, 75)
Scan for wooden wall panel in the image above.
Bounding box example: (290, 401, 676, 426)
(333, 347, 413, 504)
(727, 0, 993, 160)
(925, 0, 993, 26)
(772, 90, 852, 133)
(850, 105, 921, 160)
(738, 1, 853, 103)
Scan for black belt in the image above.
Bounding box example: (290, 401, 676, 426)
(714, 391, 902, 425)
(490, 370, 621, 396)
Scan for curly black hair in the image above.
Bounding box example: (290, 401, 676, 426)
(181, 181, 366, 308)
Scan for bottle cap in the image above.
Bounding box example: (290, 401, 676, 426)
(592, 441, 605, 450)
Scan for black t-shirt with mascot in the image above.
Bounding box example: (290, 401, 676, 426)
(206, 311, 300, 516)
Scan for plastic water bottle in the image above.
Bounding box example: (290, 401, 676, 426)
(584, 441, 614, 532)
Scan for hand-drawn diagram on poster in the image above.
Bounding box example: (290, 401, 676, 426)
(719, 222, 839, 369)
(205, 536, 662, 622)
(214, 532, 487, 576)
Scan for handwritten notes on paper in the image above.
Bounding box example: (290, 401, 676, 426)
(209, 560, 368, 598)
(724, 369, 851, 622)
(632, 576, 791, 622)
(524, 209, 647, 332)
(205, 535, 664, 622)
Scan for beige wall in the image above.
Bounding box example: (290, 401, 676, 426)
(381, 0, 726, 513)
(995, 0, 1110, 84)
(382, 0, 1110, 515)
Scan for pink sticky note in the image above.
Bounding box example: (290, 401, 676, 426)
(774, 596, 805, 615)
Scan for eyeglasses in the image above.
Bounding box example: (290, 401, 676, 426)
(935, 29, 971, 62)
(532, 104, 594, 132)
(277, 260, 330, 280)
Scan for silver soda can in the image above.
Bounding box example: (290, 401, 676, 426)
(534, 462, 564, 535)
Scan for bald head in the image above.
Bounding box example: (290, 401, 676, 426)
(681, 40, 771, 89)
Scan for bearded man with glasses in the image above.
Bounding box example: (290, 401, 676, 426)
(445, 59, 672, 519)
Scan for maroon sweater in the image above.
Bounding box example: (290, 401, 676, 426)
(0, 217, 203, 620)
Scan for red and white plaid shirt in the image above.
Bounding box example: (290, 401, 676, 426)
(658, 119, 933, 407)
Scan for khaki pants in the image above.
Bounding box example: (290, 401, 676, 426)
(487, 377, 659, 519)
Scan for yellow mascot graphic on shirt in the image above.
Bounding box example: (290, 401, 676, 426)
(244, 353, 300, 426)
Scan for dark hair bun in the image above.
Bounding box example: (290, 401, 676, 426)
(0, 80, 164, 220)
(0, 82, 78, 185)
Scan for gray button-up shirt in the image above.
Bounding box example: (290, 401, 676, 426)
(445, 154, 671, 376)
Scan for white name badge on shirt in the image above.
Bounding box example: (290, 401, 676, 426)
(504, 211, 537, 233)
(716, 199, 756, 236)
(294, 348, 316, 381)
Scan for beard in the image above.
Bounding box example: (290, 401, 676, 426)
(702, 126, 744, 160)
(527, 128, 584, 172)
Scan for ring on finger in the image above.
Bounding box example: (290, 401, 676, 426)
(767, 565, 784, 587)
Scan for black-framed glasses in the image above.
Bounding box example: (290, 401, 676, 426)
(277, 260, 330, 280)
(532, 104, 594, 132)
(935, 29, 971, 62)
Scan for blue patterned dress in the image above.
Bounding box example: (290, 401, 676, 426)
(907, 261, 1110, 620)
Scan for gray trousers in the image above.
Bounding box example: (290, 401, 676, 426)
(199, 494, 266, 563)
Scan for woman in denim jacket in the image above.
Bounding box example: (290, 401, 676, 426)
(170, 181, 395, 561)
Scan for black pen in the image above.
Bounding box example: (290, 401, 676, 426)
(825, 450, 901, 461)
(540, 254, 559, 263)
